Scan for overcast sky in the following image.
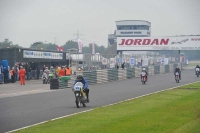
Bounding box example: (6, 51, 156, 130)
(0, 0, 199, 48)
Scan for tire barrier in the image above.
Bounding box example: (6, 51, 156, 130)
(48, 63, 181, 89)
(50, 78, 59, 90)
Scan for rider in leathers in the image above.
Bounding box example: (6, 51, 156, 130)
(43, 67, 50, 80)
(195, 65, 200, 75)
(73, 75, 89, 102)
(174, 67, 181, 80)
(50, 66, 55, 76)
(141, 68, 148, 81)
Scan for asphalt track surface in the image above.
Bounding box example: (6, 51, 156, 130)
(0, 69, 199, 133)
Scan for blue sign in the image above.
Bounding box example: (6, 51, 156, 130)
(118, 58, 121, 63)
(162, 58, 164, 63)
(130, 58, 135, 65)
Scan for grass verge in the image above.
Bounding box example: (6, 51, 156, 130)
(15, 82, 200, 133)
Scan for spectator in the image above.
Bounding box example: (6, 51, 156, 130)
(10, 67, 15, 83)
(122, 62, 125, 69)
(36, 67, 40, 80)
(27, 65, 31, 80)
(3, 67, 9, 84)
(43, 65, 45, 72)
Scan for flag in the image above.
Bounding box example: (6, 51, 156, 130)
(59, 46, 63, 51)
(92, 41, 95, 54)
(78, 39, 83, 53)
(56, 45, 63, 51)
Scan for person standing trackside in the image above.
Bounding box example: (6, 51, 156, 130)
(3, 67, 9, 84)
(36, 67, 40, 80)
(65, 66, 71, 76)
(19, 66, 26, 85)
(10, 67, 15, 83)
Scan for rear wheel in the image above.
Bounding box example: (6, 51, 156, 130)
(82, 102, 86, 107)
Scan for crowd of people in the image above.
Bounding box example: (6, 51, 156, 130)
(0, 63, 74, 85)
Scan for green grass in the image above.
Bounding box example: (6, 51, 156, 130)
(15, 82, 200, 133)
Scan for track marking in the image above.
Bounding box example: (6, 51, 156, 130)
(6, 81, 200, 133)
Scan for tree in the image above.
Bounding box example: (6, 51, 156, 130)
(62, 40, 78, 51)
(0, 39, 22, 48)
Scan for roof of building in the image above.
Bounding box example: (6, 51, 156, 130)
(115, 20, 151, 23)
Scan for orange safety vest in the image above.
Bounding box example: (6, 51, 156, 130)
(19, 69, 26, 77)
(10, 70, 14, 76)
(59, 69, 65, 76)
(65, 68, 71, 75)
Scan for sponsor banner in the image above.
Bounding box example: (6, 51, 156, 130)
(102, 58, 107, 65)
(117, 36, 200, 50)
(78, 39, 83, 53)
(130, 58, 135, 66)
(110, 58, 115, 68)
(92, 41, 95, 54)
(142, 58, 149, 66)
(23, 50, 63, 59)
(164, 58, 169, 65)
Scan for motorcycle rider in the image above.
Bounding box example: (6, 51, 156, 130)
(73, 75, 89, 102)
(195, 65, 200, 75)
(50, 66, 55, 77)
(141, 68, 148, 81)
(43, 67, 50, 81)
(174, 67, 181, 80)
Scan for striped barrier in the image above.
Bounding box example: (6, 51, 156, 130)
(49, 63, 181, 89)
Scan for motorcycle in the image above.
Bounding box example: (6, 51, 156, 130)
(141, 72, 147, 84)
(195, 68, 199, 77)
(73, 82, 87, 108)
(42, 73, 48, 84)
(175, 72, 180, 83)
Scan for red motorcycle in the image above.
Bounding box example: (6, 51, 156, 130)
(175, 72, 179, 83)
(141, 72, 147, 84)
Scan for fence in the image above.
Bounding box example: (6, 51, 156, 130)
(69, 53, 181, 71)
(56, 63, 181, 89)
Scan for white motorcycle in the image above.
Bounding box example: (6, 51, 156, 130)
(195, 68, 200, 77)
(73, 82, 87, 108)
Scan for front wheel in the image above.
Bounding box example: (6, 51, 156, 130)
(75, 96, 81, 108)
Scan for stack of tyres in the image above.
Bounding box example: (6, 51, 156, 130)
(0, 74, 4, 84)
(58, 81, 68, 89)
(50, 78, 59, 89)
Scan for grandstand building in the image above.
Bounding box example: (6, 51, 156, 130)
(108, 20, 151, 47)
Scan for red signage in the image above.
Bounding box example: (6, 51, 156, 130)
(118, 38, 169, 46)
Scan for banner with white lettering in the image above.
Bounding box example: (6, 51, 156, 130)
(164, 58, 169, 65)
(110, 58, 115, 68)
(78, 39, 83, 53)
(117, 36, 200, 50)
(23, 50, 63, 59)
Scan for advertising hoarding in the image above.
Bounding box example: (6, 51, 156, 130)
(117, 36, 200, 50)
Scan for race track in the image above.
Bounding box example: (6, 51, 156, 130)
(0, 69, 198, 133)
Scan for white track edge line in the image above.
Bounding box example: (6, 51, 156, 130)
(6, 81, 200, 133)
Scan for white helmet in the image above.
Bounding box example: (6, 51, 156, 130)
(142, 68, 146, 71)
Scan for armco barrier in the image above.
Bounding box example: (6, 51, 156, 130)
(50, 63, 181, 89)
